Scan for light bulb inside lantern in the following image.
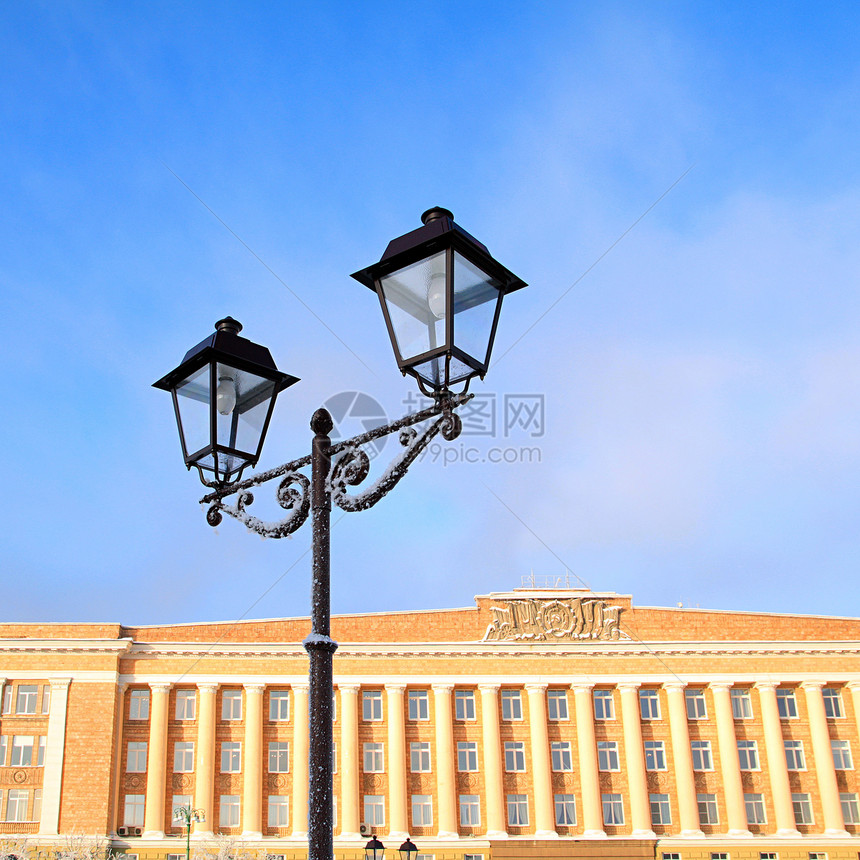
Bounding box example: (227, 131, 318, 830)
(427, 272, 446, 320)
(216, 375, 237, 415)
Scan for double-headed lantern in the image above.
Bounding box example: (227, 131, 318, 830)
(153, 317, 299, 485)
(352, 207, 527, 395)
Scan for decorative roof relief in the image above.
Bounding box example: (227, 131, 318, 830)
(483, 595, 630, 642)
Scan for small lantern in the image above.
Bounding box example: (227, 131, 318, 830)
(153, 317, 299, 485)
(398, 838, 418, 860)
(364, 836, 385, 860)
(352, 208, 527, 395)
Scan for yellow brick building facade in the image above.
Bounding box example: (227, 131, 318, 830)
(2, 589, 860, 860)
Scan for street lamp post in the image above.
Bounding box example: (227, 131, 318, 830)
(173, 805, 205, 860)
(155, 209, 526, 860)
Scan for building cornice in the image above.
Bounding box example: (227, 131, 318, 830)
(0, 638, 133, 655)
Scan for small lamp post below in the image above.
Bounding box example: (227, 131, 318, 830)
(398, 837, 418, 860)
(364, 836, 385, 860)
(173, 805, 205, 860)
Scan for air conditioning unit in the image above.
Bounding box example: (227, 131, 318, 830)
(359, 824, 369, 835)
(131, 827, 142, 837)
(117, 827, 129, 837)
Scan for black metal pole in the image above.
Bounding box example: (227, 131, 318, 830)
(305, 408, 337, 860)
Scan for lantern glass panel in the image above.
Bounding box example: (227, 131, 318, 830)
(379, 251, 448, 363)
(215, 361, 277, 455)
(174, 365, 211, 459)
(453, 252, 503, 367)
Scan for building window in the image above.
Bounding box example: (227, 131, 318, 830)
(0, 737, 6, 766)
(268, 795, 288, 827)
(697, 793, 719, 825)
(840, 792, 860, 824)
(597, 741, 620, 771)
(644, 740, 667, 771)
(463, 855, 483, 860)
(737, 739, 759, 770)
(662, 855, 681, 860)
(363, 743, 384, 773)
(221, 742, 241, 773)
(602, 793, 624, 826)
(744, 793, 766, 825)
(364, 795, 385, 828)
(594, 689, 614, 720)
(759, 855, 778, 860)
(504, 741, 526, 772)
(547, 690, 568, 720)
(807, 855, 827, 860)
(823, 687, 843, 718)
(172, 796, 192, 822)
(332, 741, 337, 774)
(554, 794, 576, 826)
(691, 740, 713, 771)
(501, 690, 522, 720)
(459, 795, 480, 827)
(551, 741, 572, 772)
(126, 741, 147, 773)
(777, 688, 797, 719)
(458, 742, 478, 772)
(6, 789, 28, 822)
(361, 691, 381, 721)
(411, 795, 433, 827)
(174, 742, 194, 772)
(408, 691, 429, 721)
(710, 855, 729, 860)
(506, 794, 528, 826)
(650, 793, 671, 826)
(124, 794, 145, 827)
(129, 690, 150, 720)
(222, 690, 242, 721)
(219, 795, 240, 827)
(269, 690, 290, 721)
(455, 690, 476, 720)
(10, 736, 34, 767)
(1, 687, 10, 714)
(175, 690, 196, 720)
(731, 689, 753, 719)
(15, 686, 38, 715)
(792, 792, 813, 825)
(832, 739, 853, 770)
(784, 739, 806, 770)
(685, 689, 707, 719)
(268, 742, 289, 773)
(640, 689, 660, 719)
(32, 788, 41, 821)
(411, 742, 431, 773)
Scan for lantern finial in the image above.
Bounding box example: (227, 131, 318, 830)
(420, 207, 454, 225)
(215, 316, 243, 335)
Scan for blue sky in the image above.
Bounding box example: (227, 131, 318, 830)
(2, 1, 860, 625)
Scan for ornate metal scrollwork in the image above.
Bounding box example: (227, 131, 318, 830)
(205, 471, 311, 539)
(329, 409, 461, 513)
(198, 394, 470, 538)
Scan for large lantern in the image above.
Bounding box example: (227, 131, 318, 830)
(153, 317, 299, 485)
(364, 836, 385, 860)
(351, 208, 527, 394)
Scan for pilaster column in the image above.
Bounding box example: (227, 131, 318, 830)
(479, 684, 506, 839)
(618, 683, 655, 838)
(386, 684, 408, 839)
(432, 684, 458, 839)
(525, 684, 556, 838)
(664, 683, 703, 837)
(291, 684, 309, 838)
(143, 682, 172, 838)
(755, 682, 800, 837)
(38, 678, 72, 836)
(339, 684, 361, 839)
(242, 684, 264, 837)
(111, 683, 128, 836)
(802, 681, 849, 836)
(710, 682, 750, 837)
(572, 683, 605, 838)
(194, 683, 218, 837)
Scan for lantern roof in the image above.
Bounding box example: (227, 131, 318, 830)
(153, 317, 299, 394)
(351, 207, 527, 295)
